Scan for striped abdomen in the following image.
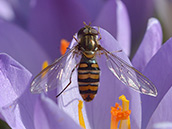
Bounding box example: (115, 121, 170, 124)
(77, 56, 100, 102)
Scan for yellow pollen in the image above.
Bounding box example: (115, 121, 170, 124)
(41, 61, 48, 78)
(60, 39, 70, 55)
(78, 100, 86, 129)
(110, 95, 131, 129)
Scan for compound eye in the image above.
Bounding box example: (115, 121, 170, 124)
(77, 27, 86, 37)
(91, 28, 98, 35)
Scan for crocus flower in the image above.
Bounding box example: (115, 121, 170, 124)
(0, 25, 141, 129)
(2, 0, 130, 128)
(48, 18, 171, 129)
(0, 1, 171, 129)
(1, 16, 172, 129)
(55, 17, 163, 129)
(1, 17, 159, 128)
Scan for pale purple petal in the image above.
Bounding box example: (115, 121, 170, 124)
(28, 0, 90, 60)
(132, 18, 162, 72)
(0, 53, 36, 129)
(0, 53, 31, 104)
(141, 38, 172, 129)
(59, 27, 141, 129)
(146, 87, 172, 129)
(94, 0, 117, 38)
(0, 19, 50, 76)
(34, 94, 82, 129)
(116, 0, 131, 56)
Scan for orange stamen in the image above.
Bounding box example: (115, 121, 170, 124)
(110, 95, 131, 129)
(60, 39, 70, 55)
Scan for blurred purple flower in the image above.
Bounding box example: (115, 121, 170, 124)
(0, 19, 50, 76)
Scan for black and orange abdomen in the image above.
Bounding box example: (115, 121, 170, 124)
(77, 56, 100, 102)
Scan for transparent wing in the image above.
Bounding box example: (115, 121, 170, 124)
(100, 46, 157, 96)
(30, 46, 81, 93)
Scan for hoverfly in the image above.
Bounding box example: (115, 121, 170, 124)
(30, 22, 157, 102)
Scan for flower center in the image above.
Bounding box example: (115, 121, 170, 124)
(60, 39, 70, 55)
(110, 95, 131, 129)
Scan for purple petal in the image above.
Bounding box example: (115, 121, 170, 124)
(0, 53, 36, 129)
(122, 0, 154, 48)
(34, 94, 82, 129)
(146, 87, 172, 129)
(0, 19, 50, 76)
(28, 0, 90, 60)
(94, 0, 117, 38)
(116, 0, 131, 56)
(0, 53, 31, 104)
(141, 38, 172, 129)
(132, 18, 162, 72)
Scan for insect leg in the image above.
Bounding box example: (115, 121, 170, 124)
(98, 27, 102, 41)
(73, 35, 79, 43)
(56, 63, 79, 98)
(98, 45, 122, 54)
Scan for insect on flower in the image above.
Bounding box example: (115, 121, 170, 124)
(30, 22, 157, 102)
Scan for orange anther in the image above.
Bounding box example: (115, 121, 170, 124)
(60, 39, 70, 55)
